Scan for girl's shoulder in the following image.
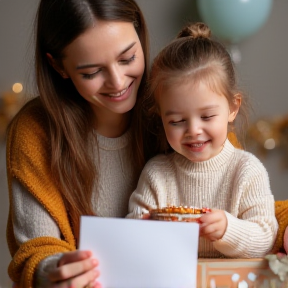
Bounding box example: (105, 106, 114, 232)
(233, 147, 269, 176)
(142, 153, 175, 173)
(146, 152, 174, 165)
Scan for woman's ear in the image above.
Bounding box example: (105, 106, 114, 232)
(228, 93, 242, 122)
(46, 53, 69, 79)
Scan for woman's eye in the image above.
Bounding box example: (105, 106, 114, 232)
(82, 70, 101, 79)
(119, 55, 136, 65)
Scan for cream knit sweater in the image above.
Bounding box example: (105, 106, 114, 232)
(128, 139, 278, 258)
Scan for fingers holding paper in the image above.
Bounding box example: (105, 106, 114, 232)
(48, 250, 101, 288)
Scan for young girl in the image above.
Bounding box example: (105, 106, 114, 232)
(6, 0, 155, 287)
(127, 22, 278, 259)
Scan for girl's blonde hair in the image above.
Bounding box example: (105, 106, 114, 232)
(147, 22, 250, 153)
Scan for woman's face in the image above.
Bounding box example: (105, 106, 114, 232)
(60, 20, 145, 117)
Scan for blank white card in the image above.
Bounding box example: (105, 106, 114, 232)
(79, 216, 199, 288)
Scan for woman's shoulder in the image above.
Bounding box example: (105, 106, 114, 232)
(10, 96, 46, 125)
(7, 97, 50, 156)
(8, 97, 48, 138)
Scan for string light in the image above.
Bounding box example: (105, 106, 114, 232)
(247, 115, 288, 168)
(12, 83, 23, 93)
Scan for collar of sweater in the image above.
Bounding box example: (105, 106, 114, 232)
(172, 139, 235, 173)
(94, 128, 131, 150)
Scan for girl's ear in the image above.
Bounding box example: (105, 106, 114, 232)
(228, 93, 242, 122)
(46, 53, 69, 78)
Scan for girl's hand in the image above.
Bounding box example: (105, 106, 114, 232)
(142, 213, 151, 220)
(48, 250, 101, 288)
(198, 209, 227, 242)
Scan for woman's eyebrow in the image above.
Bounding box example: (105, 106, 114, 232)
(76, 42, 137, 70)
(119, 41, 136, 56)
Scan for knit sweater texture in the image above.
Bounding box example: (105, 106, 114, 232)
(128, 139, 278, 258)
(6, 98, 138, 287)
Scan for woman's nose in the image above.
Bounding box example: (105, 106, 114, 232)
(106, 65, 124, 90)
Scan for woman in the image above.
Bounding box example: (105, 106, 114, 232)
(6, 0, 154, 287)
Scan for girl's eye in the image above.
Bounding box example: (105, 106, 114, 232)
(119, 55, 136, 65)
(169, 120, 185, 126)
(82, 69, 101, 80)
(201, 115, 215, 121)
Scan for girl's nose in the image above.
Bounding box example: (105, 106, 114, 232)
(185, 120, 202, 137)
(106, 65, 124, 90)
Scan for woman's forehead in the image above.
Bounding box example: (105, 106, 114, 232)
(62, 21, 139, 61)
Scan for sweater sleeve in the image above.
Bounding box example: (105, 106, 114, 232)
(213, 158, 278, 258)
(12, 179, 63, 287)
(12, 179, 61, 244)
(126, 162, 161, 219)
(6, 99, 76, 288)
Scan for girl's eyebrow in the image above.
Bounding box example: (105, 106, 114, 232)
(164, 110, 181, 117)
(76, 42, 137, 70)
(164, 105, 219, 116)
(199, 105, 219, 110)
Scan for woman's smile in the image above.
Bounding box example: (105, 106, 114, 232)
(101, 80, 134, 100)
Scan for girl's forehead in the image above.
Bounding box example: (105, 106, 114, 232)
(161, 72, 228, 99)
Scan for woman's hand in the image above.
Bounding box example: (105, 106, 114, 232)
(198, 209, 227, 242)
(48, 250, 101, 288)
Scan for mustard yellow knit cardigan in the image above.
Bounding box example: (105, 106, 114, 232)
(273, 200, 288, 253)
(6, 98, 76, 288)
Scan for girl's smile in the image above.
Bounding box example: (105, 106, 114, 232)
(183, 140, 211, 153)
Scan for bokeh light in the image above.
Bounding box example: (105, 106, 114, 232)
(12, 83, 23, 93)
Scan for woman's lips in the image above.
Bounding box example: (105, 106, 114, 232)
(103, 80, 134, 98)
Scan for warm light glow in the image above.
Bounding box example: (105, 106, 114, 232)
(264, 138, 276, 150)
(12, 83, 23, 93)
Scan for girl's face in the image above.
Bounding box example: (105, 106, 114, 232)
(159, 80, 239, 162)
(60, 20, 145, 118)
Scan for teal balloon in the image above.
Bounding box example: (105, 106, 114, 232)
(197, 0, 273, 43)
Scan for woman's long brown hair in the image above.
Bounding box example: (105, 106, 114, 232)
(34, 0, 150, 242)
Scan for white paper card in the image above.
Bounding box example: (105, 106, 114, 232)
(79, 216, 199, 288)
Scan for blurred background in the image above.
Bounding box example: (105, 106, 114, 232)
(0, 0, 287, 286)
